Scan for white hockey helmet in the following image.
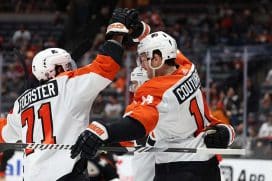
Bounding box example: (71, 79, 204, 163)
(137, 31, 177, 70)
(129, 66, 149, 92)
(32, 48, 75, 81)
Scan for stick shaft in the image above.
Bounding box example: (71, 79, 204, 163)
(0, 143, 246, 155)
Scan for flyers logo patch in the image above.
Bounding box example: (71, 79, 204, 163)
(141, 95, 154, 105)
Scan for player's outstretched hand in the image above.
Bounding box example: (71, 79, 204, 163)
(127, 9, 150, 42)
(204, 124, 230, 148)
(106, 8, 132, 39)
(106, 8, 150, 43)
(70, 130, 103, 160)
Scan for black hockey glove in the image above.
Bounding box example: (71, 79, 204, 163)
(105, 8, 133, 40)
(128, 9, 150, 41)
(109, 8, 136, 28)
(71, 122, 109, 160)
(106, 8, 150, 43)
(204, 124, 230, 148)
(122, 9, 150, 45)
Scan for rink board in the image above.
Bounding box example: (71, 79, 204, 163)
(5, 152, 272, 181)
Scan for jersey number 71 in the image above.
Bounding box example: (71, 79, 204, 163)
(21, 102, 56, 155)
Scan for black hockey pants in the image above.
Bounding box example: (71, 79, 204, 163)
(154, 156, 221, 181)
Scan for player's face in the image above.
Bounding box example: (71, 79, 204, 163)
(139, 53, 162, 78)
(139, 53, 152, 78)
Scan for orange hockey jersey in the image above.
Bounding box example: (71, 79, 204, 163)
(124, 56, 234, 163)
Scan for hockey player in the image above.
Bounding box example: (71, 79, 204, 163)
(0, 8, 149, 181)
(129, 66, 149, 93)
(71, 31, 235, 181)
(129, 50, 193, 181)
(128, 66, 154, 181)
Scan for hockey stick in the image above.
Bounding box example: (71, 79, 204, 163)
(0, 143, 246, 155)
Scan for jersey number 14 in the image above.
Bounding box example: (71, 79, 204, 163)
(190, 97, 205, 136)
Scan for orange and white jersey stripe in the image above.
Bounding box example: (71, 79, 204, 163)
(2, 54, 120, 181)
(125, 61, 234, 163)
(0, 117, 7, 143)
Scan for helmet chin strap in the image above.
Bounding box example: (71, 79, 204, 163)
(151, 69, 156, 78)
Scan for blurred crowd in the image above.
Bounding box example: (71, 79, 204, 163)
(0, 0, 272, 159)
